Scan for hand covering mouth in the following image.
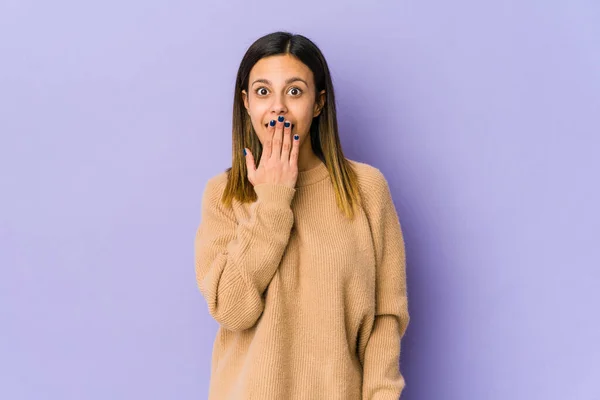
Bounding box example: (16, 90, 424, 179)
(265, 123, 294, 128)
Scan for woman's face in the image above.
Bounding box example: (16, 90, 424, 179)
(241, 54, 325, 149)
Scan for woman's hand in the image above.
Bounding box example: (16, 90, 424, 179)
(244, 116, 300, 190)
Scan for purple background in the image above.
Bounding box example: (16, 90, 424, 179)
(1, 1, 599, 399)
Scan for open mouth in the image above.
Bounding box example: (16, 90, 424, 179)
(265, 123, 295, 129)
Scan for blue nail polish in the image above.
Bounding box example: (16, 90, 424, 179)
(243, 148, 247, 156)
(270, 120, 276, 126)
(278, 116, 284, 122)
(294, 135, 299, 140)
(284, 121, 290, 128)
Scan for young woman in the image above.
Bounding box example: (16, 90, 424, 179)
(194, 31, 410, 399)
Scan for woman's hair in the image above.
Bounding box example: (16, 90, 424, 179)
(222, 31, 362, 219)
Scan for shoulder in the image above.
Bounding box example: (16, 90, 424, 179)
(346, 158, 395, 217)
(201, 169, 230, 207)
(346, 158, 390, 194)
(204, 170, 229, 192)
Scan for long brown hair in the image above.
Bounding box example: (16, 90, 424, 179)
(222, 31, 362, 219)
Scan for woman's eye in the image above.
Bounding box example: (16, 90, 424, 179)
(255, 87, 303, 96)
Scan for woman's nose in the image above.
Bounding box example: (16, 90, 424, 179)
(270, 94, 288, 114)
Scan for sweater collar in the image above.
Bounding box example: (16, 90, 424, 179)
(296, 160, 329, 187)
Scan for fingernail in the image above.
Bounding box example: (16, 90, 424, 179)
(278, 116, 284, 122)
(243, 148, 247, 156)
(294, 135, 299, 140)
(284, 121, 290, 128)
(270, 120, 276, 126)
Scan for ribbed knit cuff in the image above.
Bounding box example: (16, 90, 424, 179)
(253, 183, 296, 205)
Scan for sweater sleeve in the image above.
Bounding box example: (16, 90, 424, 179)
(194, 176, 296, 331)
(362, 170, 410, 399)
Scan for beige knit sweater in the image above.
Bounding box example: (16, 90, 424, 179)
(194, 158, 410, 399)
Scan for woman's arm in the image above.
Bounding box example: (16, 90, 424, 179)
(194, 176, 296, 331)
(362, 169, 410, 399)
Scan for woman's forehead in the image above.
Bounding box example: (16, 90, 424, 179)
(250, 55, 313, 84)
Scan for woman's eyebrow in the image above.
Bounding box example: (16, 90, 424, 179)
(251, 77, 308, 87)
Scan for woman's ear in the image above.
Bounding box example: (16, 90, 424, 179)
(313, 90, 326, 117)
(241, 90, 250, 113)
